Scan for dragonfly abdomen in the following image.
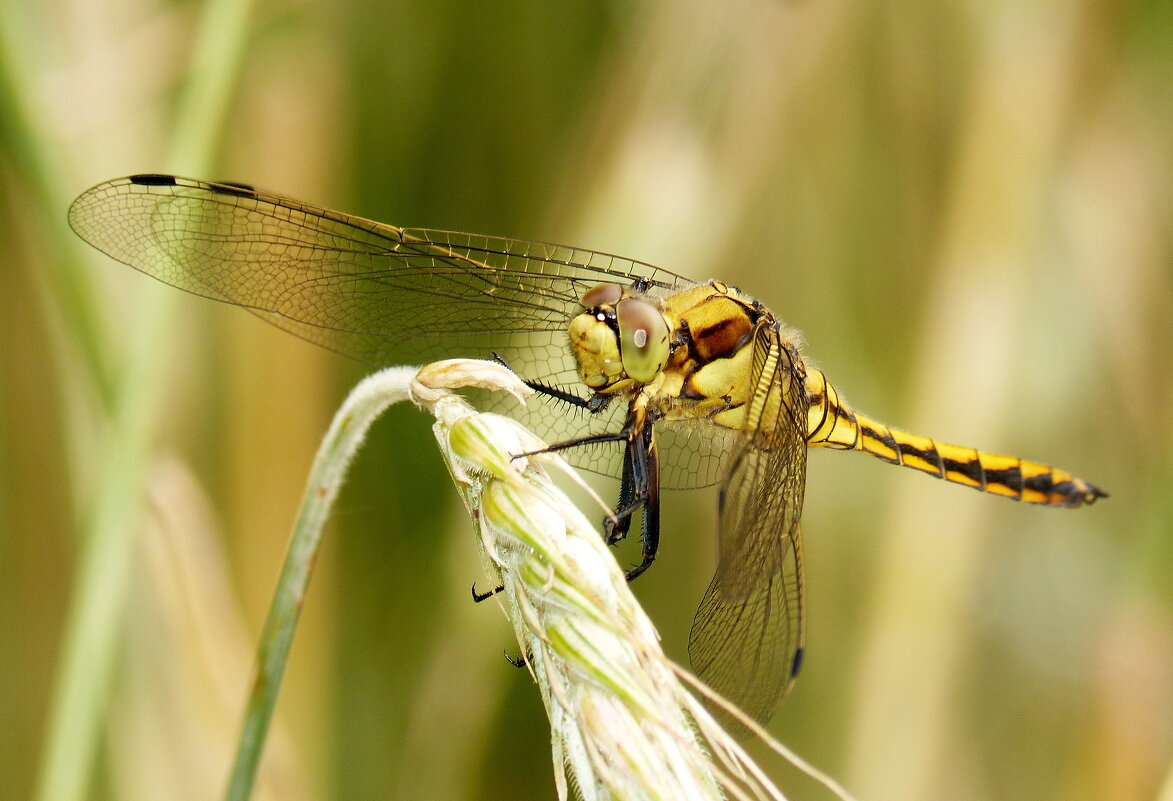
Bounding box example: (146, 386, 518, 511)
(803, 368, 1105, 507)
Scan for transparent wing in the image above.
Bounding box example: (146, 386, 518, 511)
(687, 323, 808, 726)
(69, 174, 723, 484)
(68, 174, 687, 367)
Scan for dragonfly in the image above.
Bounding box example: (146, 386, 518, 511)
(69, 174, 1107, 727)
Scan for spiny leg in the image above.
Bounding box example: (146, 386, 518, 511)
(491, 352, 612, 414)
(471, 583, 502, 603)
(604, 416, 661, 581)
(605, 430, 642, 546)
(624, 429, 661, 582)
(488, 356, 665, 582)
(506, 407, 664, 583)
(504, 649, 532, 667)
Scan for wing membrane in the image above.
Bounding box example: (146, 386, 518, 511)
(687, 322, 808, 726)
(68, 175, 726, 486)
(68, 175, 686, 371)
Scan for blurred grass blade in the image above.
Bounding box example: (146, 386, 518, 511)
(0, 0, 115, 402)
(33, 1, 256, 800)
(224, 366, 421, 801)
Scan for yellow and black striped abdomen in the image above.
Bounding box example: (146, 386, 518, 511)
(803, 368, 1105, 507)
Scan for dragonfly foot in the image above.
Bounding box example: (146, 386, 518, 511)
(504, 649, 532, 668)
(624, 557, 654, 583)
(471, 581, 503, 602)
(603, 515, 627, 545)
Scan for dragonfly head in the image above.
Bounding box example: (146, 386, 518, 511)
(570, 283, 671, 391)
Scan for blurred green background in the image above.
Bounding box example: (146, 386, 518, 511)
(2, 0, 1171, 799)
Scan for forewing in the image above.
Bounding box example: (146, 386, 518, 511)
(687, 322, 808, 727)
(68, 175, 687, 371)
(68, 174, 693, 477)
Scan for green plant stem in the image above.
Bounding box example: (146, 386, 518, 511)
(32, 325, 163, 801)
(224, 367, 419, 801)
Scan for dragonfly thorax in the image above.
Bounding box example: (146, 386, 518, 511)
(569, 283, 671, 391)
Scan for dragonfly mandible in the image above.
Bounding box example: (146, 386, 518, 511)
(69, 174, 1106, 727)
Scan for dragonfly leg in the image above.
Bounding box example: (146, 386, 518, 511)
(603, 503, 638, 545)
(624, 427, 661, 581)
(605, 430, 642, 545)
(604, 416, 662, 581)
(512, 404, 664, 584)
(504, 649, 532, 668)
(471, 581, 503, 602)
(491, 353, 613, 414)
(515, 430, 627, 464)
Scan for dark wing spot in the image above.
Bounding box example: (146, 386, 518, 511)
(210, 181, 257, 199)
(790, 646, 805, 678)
(128, 174, 177, 186)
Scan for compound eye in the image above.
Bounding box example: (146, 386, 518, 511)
(616, 298, 670, 383)
(581, 283, 622, 309)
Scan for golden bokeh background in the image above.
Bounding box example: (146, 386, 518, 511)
(1, 1, 1170, 799)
